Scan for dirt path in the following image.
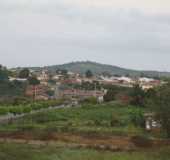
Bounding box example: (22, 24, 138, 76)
(0, 132, 169, 151)
(0, 133, 134, 151)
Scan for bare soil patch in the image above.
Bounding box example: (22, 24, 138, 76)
(0, 131, 169, 151)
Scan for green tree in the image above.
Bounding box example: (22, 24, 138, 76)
(28, 76, 40, 86)
(85, 70, 93, 78)
(128, 108, 145, 127)
(130, 84, 145, 106)
(18, 68, 30, 78)
(0, 68, 9, 82)
(151, 83, 170, 137)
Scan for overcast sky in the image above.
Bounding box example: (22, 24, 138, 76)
(0, 0, 170, 71)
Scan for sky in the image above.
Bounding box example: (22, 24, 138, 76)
(0, 0, 170, 71)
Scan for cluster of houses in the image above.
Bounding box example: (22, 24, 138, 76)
(8, 69, 163, 102)
(99, 76, 162, 90)
(56, 89, 105, 103)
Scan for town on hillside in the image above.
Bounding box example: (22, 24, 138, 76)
(1, 63, 170, 159)
(7, 66, 164, 103)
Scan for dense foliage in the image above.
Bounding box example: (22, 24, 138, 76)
(104, 85, 132, 103)
(85, 70, 93, 78)
(150, 83, 170, 137)
(43, 61, 170, 77)
(0, 67, 9, 82)
(18, 68, 30, 79)
(129, 84, 145, 106)
(28, 76, 40, 85)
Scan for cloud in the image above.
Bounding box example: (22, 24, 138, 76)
(1, 0, 170, 13)
(0, 0, 170, 70)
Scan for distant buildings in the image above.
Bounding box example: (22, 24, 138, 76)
(9, 77, 27, 82)
(139, 78, 161, 90)
(8, 67, 164, 101)
(25, 85, 49, 100)
(61, 78, 82, 85)
(57, 89, 105, 102)
(99, 75, 161, 90)
(37, 70, 49, 84)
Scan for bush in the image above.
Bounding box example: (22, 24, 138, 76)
(131, 136, 153, 147)
(22, 106, 32, 113)
(9, 106, 23, 115)
(12, 97, 30, 105)
(129, 84, 145, 107)
(0, 107, 9, 115)
(110, 113, 121, 127)
(104, 90, 116, 102)
(128, 108, 145, 128)
(94, 119, 102, 126)
(80, 97, 98, 105)
(30, 103, 43, 110)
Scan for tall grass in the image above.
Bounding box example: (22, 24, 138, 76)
(0, 143, 169, 160)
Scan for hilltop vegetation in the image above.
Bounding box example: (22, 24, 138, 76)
(44, 61, 170, 77)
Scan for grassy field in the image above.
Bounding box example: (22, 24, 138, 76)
(0, 102, 147, 136)
(0, 102, 169, 159)
(0, 142, 170, 160)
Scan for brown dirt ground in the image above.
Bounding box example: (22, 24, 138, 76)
(0, 131, 169, 151)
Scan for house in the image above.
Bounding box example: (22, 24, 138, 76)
(25, 84, 49, 100)
(37, 70, 49, 82)
(99, 76, 134, 87)
(59, 89, 105, 102)
(61, 78, 82, 85)
(139, 78, 161, 90)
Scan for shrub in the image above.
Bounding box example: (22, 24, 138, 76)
(128, 108, 145, 127)
(22, 106, 32, 113)
(9, 106, 23, 115)
(0, 107, 9, 115)
(129, 84, 145, 107)
(12, 97, 30, 105)
(104, 90, 116, 102)
(131, 136, 153, 147)
(30, 103, 43, 110)
(94, 119, 102, 126)
(110, 113, 121, 127)
(31, 112, 51, 123)
(80, 97, 98, 105)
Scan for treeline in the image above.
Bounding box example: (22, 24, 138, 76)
(105, 82, 170, 138)
(74, 81, 170, 138)
(0, 66, 26, 99)
(0, 66, 41, 102)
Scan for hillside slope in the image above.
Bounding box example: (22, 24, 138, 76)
(45, 61, 170, 77)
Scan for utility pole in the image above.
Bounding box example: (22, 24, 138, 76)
(33, 85, 37, 101)
(94, 82, 97, 97)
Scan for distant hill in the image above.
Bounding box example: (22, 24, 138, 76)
(42, 61, 170, 78)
